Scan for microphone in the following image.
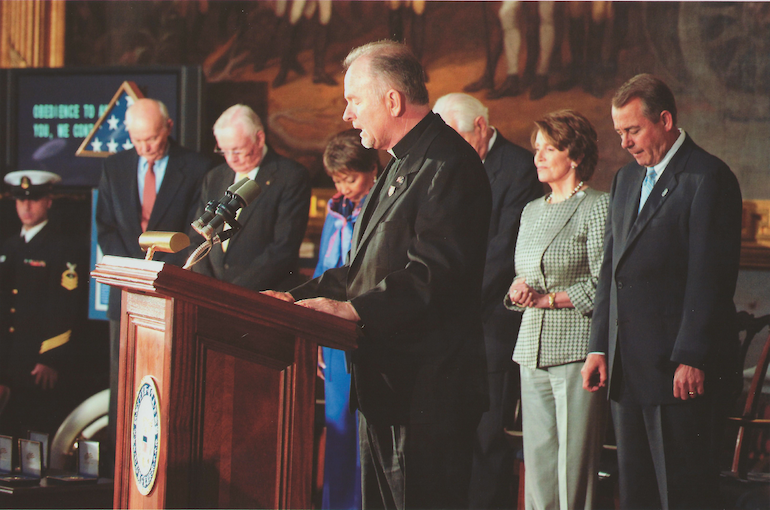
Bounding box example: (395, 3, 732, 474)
(193, 179, 261, 242)
(191, 178, 250, 235)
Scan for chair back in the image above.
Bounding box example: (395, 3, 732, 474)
(727, 312, 770, 480)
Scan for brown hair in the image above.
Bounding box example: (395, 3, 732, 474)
(323, 129, 380, 176)
(532, 109, 599, 181)
(612, 73, 677, 125)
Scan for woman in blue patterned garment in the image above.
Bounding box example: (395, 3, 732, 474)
(505, 110, 609, 510)
(315, 128, 379, 510)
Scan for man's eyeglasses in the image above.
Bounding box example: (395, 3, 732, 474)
(214, 148, 249, 157)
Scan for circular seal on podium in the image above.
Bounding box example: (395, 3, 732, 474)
(131, 376, 161, 496)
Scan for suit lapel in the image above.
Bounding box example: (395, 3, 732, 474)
(350, 157, 394, 257)
(350, 113, 440, 262)
(619, 164, 646, 245)
(149, 148, 185, 231)
(534, 193, 586, 281)
(619, 137, 692, 260)
(220, 152, 278, 258)
(353, 157, 416, 260)
(484, 135, 505, 186)
(239, 154, 276, 227)
(121, 150, 143, 237)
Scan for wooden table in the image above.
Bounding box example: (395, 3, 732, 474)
(0, 476, 113, 509)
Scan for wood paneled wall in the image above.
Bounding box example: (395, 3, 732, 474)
(0, 0, 65, 68)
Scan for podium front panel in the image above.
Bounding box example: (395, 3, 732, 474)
(92, 258, 355, 509)
(115, 292, 316, 509)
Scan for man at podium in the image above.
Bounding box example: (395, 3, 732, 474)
(266, 40, 492, 509)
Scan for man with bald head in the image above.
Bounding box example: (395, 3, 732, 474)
(96, 98, 212, 469)
(433, 92, 542, 509)
(265, 41, 492, 509)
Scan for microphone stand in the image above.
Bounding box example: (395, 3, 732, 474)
(185, 178, 259, 270)
(183, 220, 243, 270)
(183, 239, 212, 269)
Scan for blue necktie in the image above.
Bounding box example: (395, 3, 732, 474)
(638, 168, 656, 213)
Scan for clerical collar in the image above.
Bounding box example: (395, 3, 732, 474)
(390, 111, 436, 160)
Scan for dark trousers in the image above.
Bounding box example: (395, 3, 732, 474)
(611, 389, 721, 510)
(359, 411, 479, 510)
(468, 369, 519, 509)
(1, 378, 70, 439)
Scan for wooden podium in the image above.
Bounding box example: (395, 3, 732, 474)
(92, 256, 358, 509)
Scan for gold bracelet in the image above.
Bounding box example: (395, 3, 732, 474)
(548, 292, 556, 309)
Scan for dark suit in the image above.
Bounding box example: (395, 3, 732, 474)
(96, 140, 213, 319)
(190, 148, 310, 291)
(290, 112, 492, 509)
(0, 220, 88, 438)
(588, 134, 742, 509)
(469, 132, 542, 509)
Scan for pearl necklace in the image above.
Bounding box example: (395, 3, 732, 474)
(546, 181, 584, 204)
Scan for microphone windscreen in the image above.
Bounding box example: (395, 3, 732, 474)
(235, 179, 261, 205)
(229, 177, 251, 194)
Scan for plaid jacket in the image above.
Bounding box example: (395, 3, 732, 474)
(507, 188, 608, 368)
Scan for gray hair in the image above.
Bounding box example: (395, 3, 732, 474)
(432, 93, 489, 133)
(213, 104, 264, 141)
(124, 99, 169, 129)
(343, 40, 429, 106)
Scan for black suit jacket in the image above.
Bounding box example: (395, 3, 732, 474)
(0, 220, 88, 384)
(481, 132, 542, 372)
(291, 112, 492, 426)
(190, 149, 311, 292)
(96, 140, 212, 319)
(588, 134, 743, 405)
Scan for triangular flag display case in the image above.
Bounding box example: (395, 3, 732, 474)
(76, 81, 144, 158)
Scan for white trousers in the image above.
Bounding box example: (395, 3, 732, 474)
(520, 362, 606, 510)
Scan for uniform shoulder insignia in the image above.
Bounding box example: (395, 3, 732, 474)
(61, 262, 78, 291)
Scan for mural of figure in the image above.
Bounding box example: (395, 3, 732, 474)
(273, 0, 337, 88)
(488, 1, 556, 101)
(464, 1, 538, 94)
(387, 1, 428, 79)
(557, 1, 613, 97)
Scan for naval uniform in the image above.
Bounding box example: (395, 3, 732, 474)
(0, 219, 88, 438)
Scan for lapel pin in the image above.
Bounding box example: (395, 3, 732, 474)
(388, 185, 396, 197)
(396, 175, 405, 185)
(265, 180, 271, 186)
(662, 188, 669, 197)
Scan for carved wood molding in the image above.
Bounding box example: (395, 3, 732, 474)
(742, 200, 770, 270)
(1, 0, 65, 68)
